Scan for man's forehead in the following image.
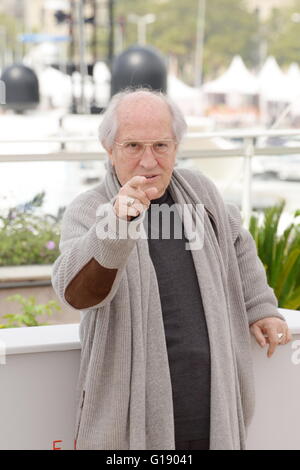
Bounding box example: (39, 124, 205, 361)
(115, 93, 173, 139)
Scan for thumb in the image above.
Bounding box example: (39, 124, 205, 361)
(250, 324, 266, 348)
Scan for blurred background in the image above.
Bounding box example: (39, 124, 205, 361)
(0, 0, 299, 325)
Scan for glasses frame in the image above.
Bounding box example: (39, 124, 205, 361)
(114, 139, 177, 158)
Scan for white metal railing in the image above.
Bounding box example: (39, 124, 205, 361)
(1, 128, 300, 227)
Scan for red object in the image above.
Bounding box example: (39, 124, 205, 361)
(52, 440, 62, 450)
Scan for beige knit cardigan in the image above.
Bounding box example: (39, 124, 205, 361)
(51, 163, 286, 450)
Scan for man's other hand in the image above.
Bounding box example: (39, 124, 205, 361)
(250, 317, 292, 358)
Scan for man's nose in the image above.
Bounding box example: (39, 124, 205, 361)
(139, 145, 158, 168)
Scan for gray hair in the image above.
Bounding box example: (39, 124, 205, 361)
(98, 88, 187, 150)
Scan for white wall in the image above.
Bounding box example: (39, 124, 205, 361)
(0, 310, 299, 450)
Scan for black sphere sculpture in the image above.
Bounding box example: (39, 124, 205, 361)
(110, 45, 167, 96)
(1, 64, 40, 113)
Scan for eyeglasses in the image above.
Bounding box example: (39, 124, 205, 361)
(114, 139, 177, 158)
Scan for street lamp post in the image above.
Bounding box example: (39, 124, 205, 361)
(128, 13, 156, 46)
(0, 26, 7, 70)
(194, 0, 206, 87)
(75, 0, 89, 114)
(108, 0, 115, 70)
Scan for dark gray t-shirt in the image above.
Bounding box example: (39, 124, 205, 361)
(143, 188, 211, 442)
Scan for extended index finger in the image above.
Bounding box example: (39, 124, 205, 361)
(265, 328, 280, 358)
(127, 176, 147, 189)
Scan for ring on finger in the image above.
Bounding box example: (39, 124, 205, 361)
(126, 196, 135, 207)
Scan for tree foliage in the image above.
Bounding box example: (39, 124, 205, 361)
(0, 12, 22, 59)
(265, 0, 300, 67)
(114, 0, 259, 82)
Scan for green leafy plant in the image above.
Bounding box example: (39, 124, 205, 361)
(249, 200, 300, 311)
(0, 294, 61, 328)
(0, 192, 65, 266)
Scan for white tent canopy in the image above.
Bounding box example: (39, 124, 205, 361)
(202, 56, 259, 95)
(285, 63, 300, 114)
(286, 62, 300, 83)
(258, 56, 292, 102)
(286, 63, 300, 100)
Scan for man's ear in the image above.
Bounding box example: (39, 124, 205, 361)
(109, 152, 115, 167)
(103, 144, 114, 166)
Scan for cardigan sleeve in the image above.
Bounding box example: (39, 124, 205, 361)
(226, 203, 287, 326)
(51, 189, 145, 311)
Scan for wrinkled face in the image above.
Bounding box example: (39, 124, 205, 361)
(106, 94, 177, 198)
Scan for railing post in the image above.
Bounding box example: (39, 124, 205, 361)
(242, 137, 254, 228)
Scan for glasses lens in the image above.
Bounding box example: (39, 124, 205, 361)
(124, 142, 144, 156)
(153, 141, 173, 154)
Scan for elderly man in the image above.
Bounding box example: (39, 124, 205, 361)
(52, 89, 291, 451)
